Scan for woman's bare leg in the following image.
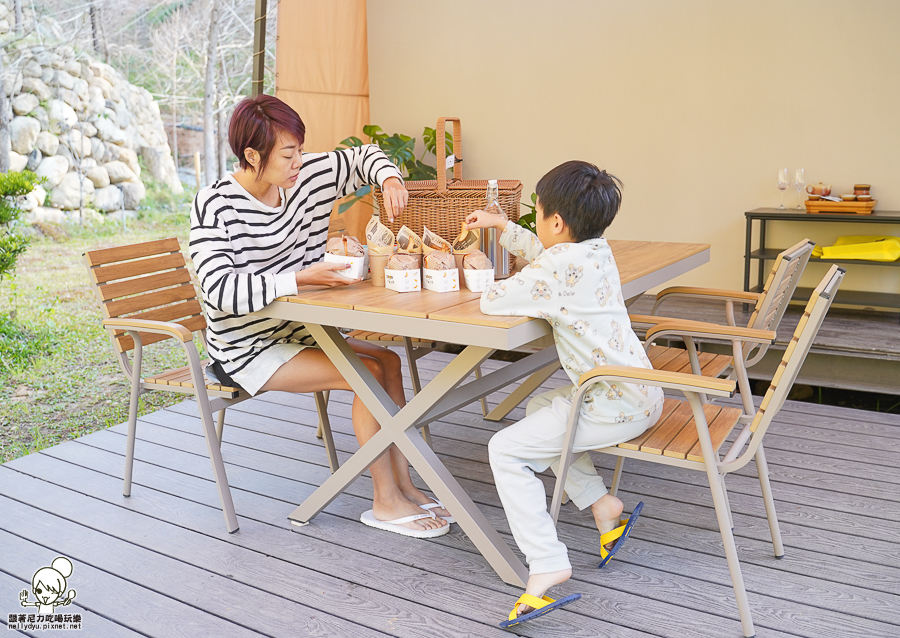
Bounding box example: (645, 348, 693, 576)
(260, 347, 446, 532)
(345, 339, 452, 518)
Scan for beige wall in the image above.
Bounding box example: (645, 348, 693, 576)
(367, 0, 900, 296)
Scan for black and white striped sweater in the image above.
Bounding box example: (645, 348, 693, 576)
(189, 144, 402, 379)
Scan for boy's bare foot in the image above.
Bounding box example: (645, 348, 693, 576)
(401, 486, 452, 519)
(372, 494, 448, 531)
(591, 494, 624, 551)
(515, 569, 573, 616)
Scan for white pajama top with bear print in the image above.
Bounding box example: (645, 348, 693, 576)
(480, 221, 664, 424)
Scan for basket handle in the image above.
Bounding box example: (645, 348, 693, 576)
(436, 117, 462, 193)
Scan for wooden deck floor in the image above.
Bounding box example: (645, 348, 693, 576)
(2, 351, 899, 637)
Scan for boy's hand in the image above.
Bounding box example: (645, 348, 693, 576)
(465, 210, 508, 232)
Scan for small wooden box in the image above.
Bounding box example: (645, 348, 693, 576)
(805, 199, 877, 215)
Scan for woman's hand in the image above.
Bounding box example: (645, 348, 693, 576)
(296, 262, 359, 287)
(465, 209, 508, 231)
(381, 177, 408, 222)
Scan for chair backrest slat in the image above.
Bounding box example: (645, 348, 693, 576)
(747, 238, 813, 332)
(121, 299, 204, 325)
(104, 282, 198, 319)
(99, 268, 193, 304)
(90, 252, 186, 285)
(748, 265, 844, 438)
(84, 238, 206, 354)
(85, 237, 182, 267)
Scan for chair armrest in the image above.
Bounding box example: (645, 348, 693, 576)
(629, 313, 668, 328)
(655, 286, 762, 305)
(577, 365, 736, 397)
(645, 320, 776, 345)
(102, 318, 194, 343)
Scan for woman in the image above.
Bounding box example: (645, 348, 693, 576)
(190, 94, 450, 537)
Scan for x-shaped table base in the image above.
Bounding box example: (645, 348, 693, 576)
(288, 323, 562, 587)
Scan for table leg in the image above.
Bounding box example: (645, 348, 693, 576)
(288, 325, 556, 585)
(288, 325, 493, 523)
(483, 362, 560, 422)
(394, 426, 529, 587)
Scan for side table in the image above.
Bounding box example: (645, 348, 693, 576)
(744, 207, 900, 316)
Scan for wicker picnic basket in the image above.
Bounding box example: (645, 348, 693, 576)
(373, 117, 523, 271)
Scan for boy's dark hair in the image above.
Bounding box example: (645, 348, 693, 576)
(535, 161, 622, 242)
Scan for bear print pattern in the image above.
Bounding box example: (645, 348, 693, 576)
(486, 283, 506, 301)
(565, 264, 584, 288)
(608, 320, 624, 351)
(568, 320, 588, 337)
(596, 278, 612, 307)
(531, 280, 552, 300)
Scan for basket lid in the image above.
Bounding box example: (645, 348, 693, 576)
(403, 179, 522, 192)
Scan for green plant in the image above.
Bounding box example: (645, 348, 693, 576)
(334, 124, 453, 214)
(0, 170, 42, 281)
(517, 192, 538, 234)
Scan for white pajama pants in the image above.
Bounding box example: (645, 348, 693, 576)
(488, 385, 662, 574)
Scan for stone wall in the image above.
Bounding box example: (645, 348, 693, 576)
(2, 2, 183, 224)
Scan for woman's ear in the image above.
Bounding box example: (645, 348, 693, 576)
(243, 148, 259, 171)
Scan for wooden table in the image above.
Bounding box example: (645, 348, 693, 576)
(255, 240, 709, 587)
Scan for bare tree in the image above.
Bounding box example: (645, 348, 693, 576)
(203, 0, 220, 187)
(0, 52, 10, 174)
(88, 1, 108, 60)
(14, 0, 22, 35)
(217, 58, 228, 179)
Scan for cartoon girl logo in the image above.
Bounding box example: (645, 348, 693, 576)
(20, 557, 76, 615)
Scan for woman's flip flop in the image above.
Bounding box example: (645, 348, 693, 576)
(599, 501, 644, 568)
(360, 509, 450, 538)
(499, 592, 582, 628)
(419, 496, 455, 523)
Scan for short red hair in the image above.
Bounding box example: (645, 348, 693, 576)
(229, 94, 306, 176)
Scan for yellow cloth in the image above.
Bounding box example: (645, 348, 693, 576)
(812, 236, 900, 262)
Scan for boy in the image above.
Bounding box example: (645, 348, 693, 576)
(465, 161, 664, 626)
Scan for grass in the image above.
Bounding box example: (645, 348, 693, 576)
(0, 186, 204, 464)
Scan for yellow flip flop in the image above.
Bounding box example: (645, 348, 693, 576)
(599, 501, 644, 568)
(499, 592, 581, 628)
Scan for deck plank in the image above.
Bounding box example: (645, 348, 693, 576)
(3, 345, 900, 638)
(29, 430, 885, 638)
(67, 412, 900, 631)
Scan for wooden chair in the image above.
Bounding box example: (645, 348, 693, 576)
(550, 265, 844, 638)
(84, 238, 338, 533)
(631, 238, 814, 419)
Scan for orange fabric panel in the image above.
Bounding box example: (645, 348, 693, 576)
(275, 0, 372, 239)
(275, 0, 369, 153)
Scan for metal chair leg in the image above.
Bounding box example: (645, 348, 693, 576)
(314, 391, 340, 474)
(474, 365, 489, 416)
(755, 444, 784, 557)
(216, 409, 226, 447)
(610, 457, 626, 497)
(123, 343, 143, 498)
(315, 390, 330, 439)
(404, 337, 433, 448)
(709, 471, 755, 638)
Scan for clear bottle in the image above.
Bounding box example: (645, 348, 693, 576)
(479, 180, 511, 278)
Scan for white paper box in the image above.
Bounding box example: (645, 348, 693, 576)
(423, 268, 460, 292)
(463, 268, 494, 292)
(384, 268, 421, 292)
(324, 252, 366, 280)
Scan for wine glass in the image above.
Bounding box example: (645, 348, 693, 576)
(793, 168, 805, 209)
(777, 168, 789, 209)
